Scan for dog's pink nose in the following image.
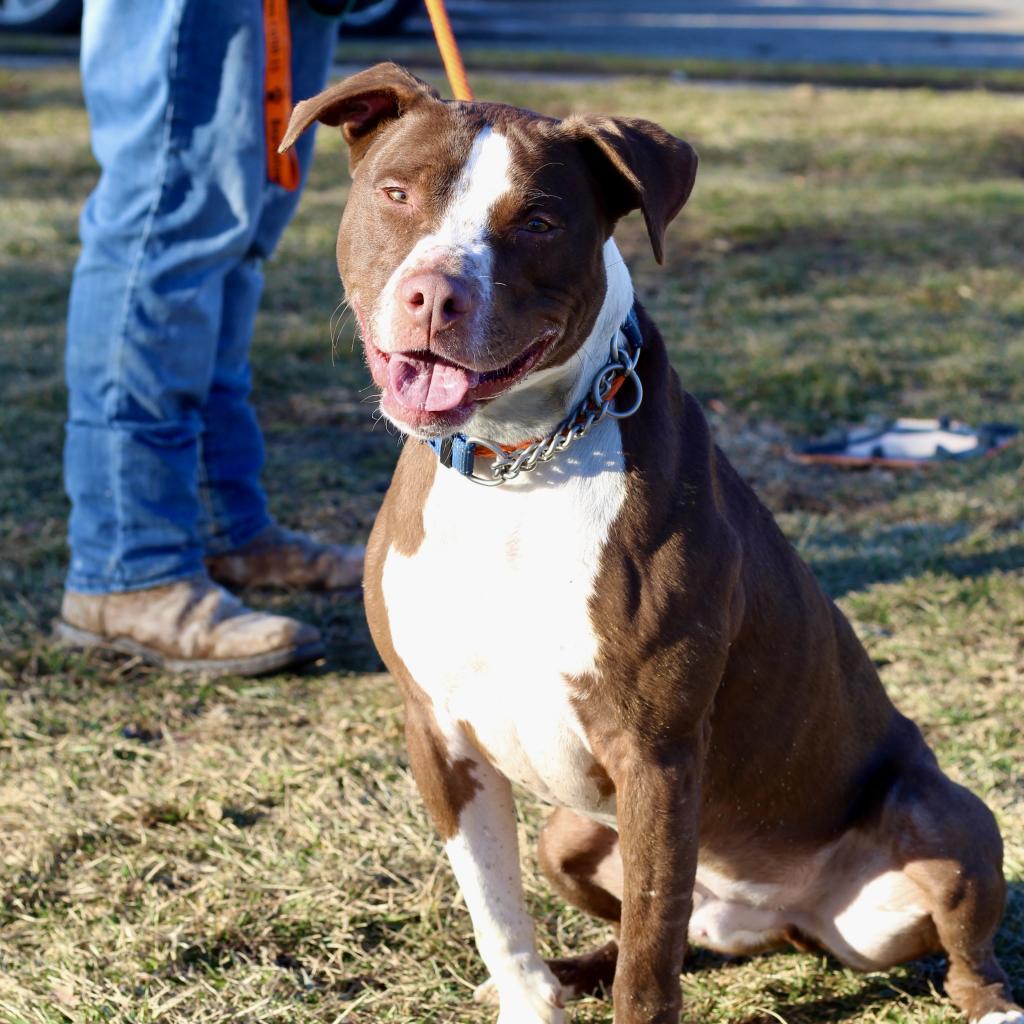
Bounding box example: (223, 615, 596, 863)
(399, 272, 474, 341)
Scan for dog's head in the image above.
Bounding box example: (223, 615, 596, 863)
(282, 63, 697, 440)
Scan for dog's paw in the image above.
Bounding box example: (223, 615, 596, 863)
(475, 955, 565, 1024)
(495, 997, 564, 1024)
(974, 1012, 1024, 1024)
(473, 977, 500, 1007)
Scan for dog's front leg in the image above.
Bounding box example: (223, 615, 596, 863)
(612, 746, 701, 1024)
(404, 699, 563, 1024)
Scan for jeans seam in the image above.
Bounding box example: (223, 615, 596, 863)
(104, 0, 187, 588)
(196, 427, 218, 547)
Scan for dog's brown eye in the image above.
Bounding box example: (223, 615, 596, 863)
(384, 187, 409, 203)
(523, 217, 553, 234)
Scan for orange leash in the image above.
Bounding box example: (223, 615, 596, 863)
(267, 0, 470, 183)
(263, 0, 301, 190)
(424, 0, 474, 101)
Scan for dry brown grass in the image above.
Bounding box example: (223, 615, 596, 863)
(0, 65, 1021, 1023)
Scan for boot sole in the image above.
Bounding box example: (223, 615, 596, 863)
(54, 620, 324, 678)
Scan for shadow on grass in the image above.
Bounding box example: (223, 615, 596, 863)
(0, 265, 74, 330)
(812, 540, 1024, 600)
(767, 968, 941, 1024)
(322, 593, 379, 674)
(0, 80, 83, 115)
(683, 947, 941, 1022)
(795, 449, 1024, 600)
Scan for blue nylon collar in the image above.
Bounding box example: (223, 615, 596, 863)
(427, 303, 643, 479)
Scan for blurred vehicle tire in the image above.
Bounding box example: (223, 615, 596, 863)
(0, 0, 82, 32)
(310, 0, 420, 35)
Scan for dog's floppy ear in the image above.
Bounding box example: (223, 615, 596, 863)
(565, 115, 698, 264)
(279, 62, 440, 168)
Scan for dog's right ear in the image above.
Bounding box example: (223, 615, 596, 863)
(279, 62, 440, 169)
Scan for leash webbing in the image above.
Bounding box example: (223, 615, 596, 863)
(425, 0, 474, 100)
(268, 0, 471, 185)
(263, 0, 301, 190)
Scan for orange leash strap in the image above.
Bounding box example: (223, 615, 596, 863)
(424, 0, 474, 101)
(263, 0, 301, 190)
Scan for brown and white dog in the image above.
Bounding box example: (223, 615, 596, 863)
(282, 64, 1021, 1024)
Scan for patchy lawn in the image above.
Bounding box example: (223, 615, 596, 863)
(0, 66, 1021, 1024)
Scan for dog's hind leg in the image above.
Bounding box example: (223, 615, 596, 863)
(539, 808, 622, 922)
(815, 764, 1020, 1024)
(537, 807, 621, 1000)
(898, 774, 1021, 1024)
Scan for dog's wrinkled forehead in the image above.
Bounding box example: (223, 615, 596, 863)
(340, 99, 614, 340)
(358, 101, 556, 231)
(378, 110, 494, 214)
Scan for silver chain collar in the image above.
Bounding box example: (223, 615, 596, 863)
(459, 316, 644, 486)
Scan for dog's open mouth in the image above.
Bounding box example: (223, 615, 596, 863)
(365, 331, 557, 429)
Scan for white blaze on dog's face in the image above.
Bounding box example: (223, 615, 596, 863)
(279, 63, 698, 440)
(369, 126, 517, 428)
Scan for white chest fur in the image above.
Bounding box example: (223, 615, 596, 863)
(382, 418, 626, 823)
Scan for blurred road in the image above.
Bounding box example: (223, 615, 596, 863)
(400, 0, 1024, 69)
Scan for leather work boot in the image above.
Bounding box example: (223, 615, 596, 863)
(206, 524, 364, 591)
(56, 576, 324, 676)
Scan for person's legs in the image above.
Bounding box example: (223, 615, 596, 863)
(61, 0, 338, 669)
(197, 254, 270, 555)
(65, 0, 270, 594)
(200, 2, 339, 555)
(197, 5, 362, 591)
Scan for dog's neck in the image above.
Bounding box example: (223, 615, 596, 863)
(460, 239, 635, 448)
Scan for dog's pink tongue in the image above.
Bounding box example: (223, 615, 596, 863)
(387, 353, 471, 412)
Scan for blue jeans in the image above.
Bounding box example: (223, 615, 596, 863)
(64, 0, 337, 594)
